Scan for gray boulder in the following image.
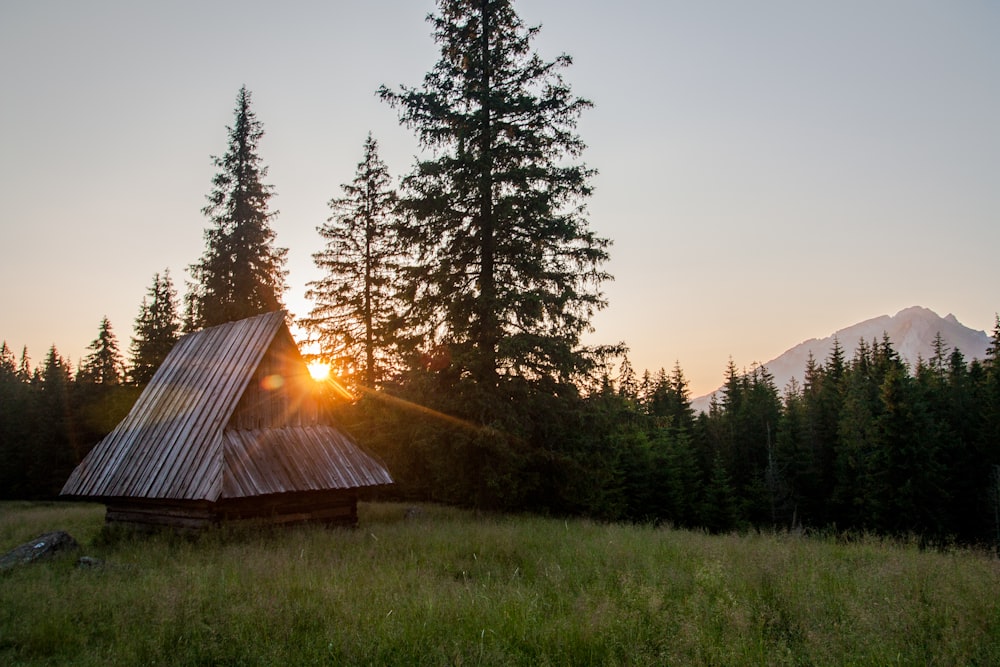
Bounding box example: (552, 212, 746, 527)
(0, 531, 80, 572)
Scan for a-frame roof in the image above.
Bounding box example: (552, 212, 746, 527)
(61, 311, 392, 502)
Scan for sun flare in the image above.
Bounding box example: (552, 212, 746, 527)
(307, 361, 330, 381)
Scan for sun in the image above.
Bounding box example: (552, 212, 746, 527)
(307, 361, 330, 381)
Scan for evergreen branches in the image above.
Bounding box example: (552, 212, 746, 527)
(187, 86, 287, 329)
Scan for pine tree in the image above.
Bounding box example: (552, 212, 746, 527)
(616, 356, 639, 403)
(305, 134, 402, 389)
(380, 0, 611, 390)
(644, 362, 695, 433)
(985, 314, 1000, 374)
(928, 331, 949, 378)
(648, 425, 702, 527)
(984, 315, 1000, 425)
(0, 342, 15, 380)
(0, 342, 27, 498)
(921, 344, 983, 541)
(703, 450, 738, 533)
(982, 315, 1000, 544)
(833, 338, 881, 528)
(31, 346, 76, 496)
(874, 361, 946, 537)
(719, 358, 745, 415)
(667, 361, 696, 432)
(741, 364, 783, 524)
(78, 317, 124, 385)
(17, 346, 31, 382)
(802, 339, 845, 525)
(775, 379, 810, 529)
(188, 86, 287, 328)
(129, 270, 181, 384)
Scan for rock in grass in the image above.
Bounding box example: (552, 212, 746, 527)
(0, 531, 80, 572)
(76, 556, 104, 569)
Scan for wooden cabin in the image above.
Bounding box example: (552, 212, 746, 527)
(61, 311, 392, 530)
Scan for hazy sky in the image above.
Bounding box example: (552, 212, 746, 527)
(2, 1, 997, 396)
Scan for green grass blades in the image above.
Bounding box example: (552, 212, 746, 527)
(2, 502, 999, 666)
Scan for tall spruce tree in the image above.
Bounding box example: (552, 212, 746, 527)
(380, 0, 611, 390)
(985, 315, 1000, 426)
(0, 342, 28, 498)
(645, 361, 695, 432)
(775, 379, 810, 528)
(305, 134, 402, 389)
(33, 346, 76, 496)
(803, 339, 845, 525)
(0, 343, 16, 382)
(188, 86, 287, 328)
(983, 315, 1000, 542)
(78, 317, 124, 386)
(17, 346, 31, 383)
(129, 270, 181, 384)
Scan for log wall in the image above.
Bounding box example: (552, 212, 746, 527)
(104, 490, 359, 531)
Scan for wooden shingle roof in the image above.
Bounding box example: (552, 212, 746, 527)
(61, 311, 392, 501)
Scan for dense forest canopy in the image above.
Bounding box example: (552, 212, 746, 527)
(4, 320, 1000, 544)
(2, 0, 999, 546)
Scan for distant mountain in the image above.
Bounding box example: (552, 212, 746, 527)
(691, 306, 992, 413)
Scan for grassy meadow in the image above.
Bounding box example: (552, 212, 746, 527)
(2, 501, 999, 666)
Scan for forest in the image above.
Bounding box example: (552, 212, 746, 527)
(2, 0, 999, 546)
(4, 324, 1000, 545)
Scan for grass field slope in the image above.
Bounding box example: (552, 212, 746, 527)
(2, 501, 999, 666)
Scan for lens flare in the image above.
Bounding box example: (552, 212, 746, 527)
(307, 361, 330, 381)
(261, 374, 285, 390)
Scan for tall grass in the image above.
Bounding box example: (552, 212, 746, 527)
(2, 501, 999, 665)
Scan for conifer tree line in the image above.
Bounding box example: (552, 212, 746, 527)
(5, 314, 1000, 544)
(334, 319, 1000, 543)
(2, 0, 1000, 546)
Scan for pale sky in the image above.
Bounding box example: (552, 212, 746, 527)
(1, 1, 997, 397)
